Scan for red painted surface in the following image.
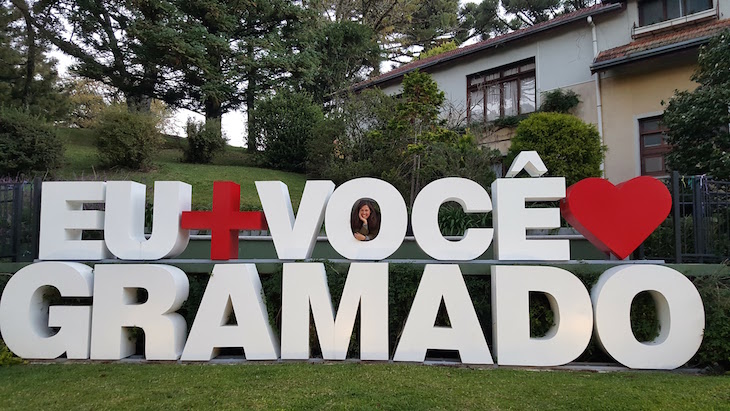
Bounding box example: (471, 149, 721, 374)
(181, 181, 267, 260)
(560, 176, 671, 260)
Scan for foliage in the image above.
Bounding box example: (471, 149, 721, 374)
(418, 41, 458, 60)
(183, 119, 227, 164)
(308, 72, 499, 203)
(502, 0, 600, 27)
(437, 203, 492, 236)
(302, 21, 380, 105)
(0, 340, 22, 367)
(65, 78, 115, 128)
(94, 105, 164, 170)
(306, 89, 397, 181)
(256, 90, 324, 172)
(0, 3, 69, 120)
(459, 0, 514, 42)
(507, 112, 605, 186)
(26, 0, 172, 111)
(0, 106, 64, 176)
(692, 272, 730, 370)
(540, 89, 581, 113)
(663, 30, 730, 180)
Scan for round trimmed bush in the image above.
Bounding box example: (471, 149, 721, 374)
(0, 106, 64, 176)
(508, 112, 605, 186)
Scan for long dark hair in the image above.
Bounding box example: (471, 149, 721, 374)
(350, 199, 380, 232)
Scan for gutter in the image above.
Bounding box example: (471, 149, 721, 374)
(354, 2, 624, 91)
(588, 16, 606, 175)
(591, 36, 712, 72)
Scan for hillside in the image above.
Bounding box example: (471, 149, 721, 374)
(55, 128, 308, 210)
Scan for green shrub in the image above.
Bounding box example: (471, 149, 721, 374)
(508, 112, 605, 186)
(256, 90, 323, 172)
(540, 89, 580, 113)
(183, 119, 227, 164)
(95, 105, 163, 170)
(0, 106, 64, 176)
(0, 340, 23, 366)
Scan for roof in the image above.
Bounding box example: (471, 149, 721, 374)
(353, 2, 624, 91)
(592, 18, 730, 71)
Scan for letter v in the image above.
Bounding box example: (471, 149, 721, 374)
(256, 181, 334, 259)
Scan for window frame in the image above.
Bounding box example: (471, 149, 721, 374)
(638, 0, 713, 27)
(467, 58, 536, 124)
(638, 115, 672, 177)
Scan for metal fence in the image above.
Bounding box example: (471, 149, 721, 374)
(641, 172, 730, 263)
(0, 178, 42, 262)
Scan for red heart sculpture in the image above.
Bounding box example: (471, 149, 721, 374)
(560, 176, 672, 260)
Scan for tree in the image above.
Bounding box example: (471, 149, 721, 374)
(457, 0, 512, 43)
(256, 89, 323, 172)
(22, 0, 175, 112)
(0, 2, 69, 119)
(301, 20, 380, 105)
(663, 30, 730, 180)
(501, 0, 599, 28)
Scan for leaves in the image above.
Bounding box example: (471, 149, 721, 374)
(664, 30, 730, 180)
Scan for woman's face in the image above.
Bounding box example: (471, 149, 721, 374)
(359, 204, 371, 220)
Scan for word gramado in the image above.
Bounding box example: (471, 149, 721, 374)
(0, 152, 704, 370)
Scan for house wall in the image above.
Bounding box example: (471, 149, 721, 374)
(599, 55, 698, 184)
(380, 23, 601, 128)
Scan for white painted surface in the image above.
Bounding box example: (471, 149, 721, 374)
(104, 181, 191, 260)
(412, 178, 493, 261)
(181, 264, 279, 361)
(491, 265, 593, 366)
(257, 180, 334, 259)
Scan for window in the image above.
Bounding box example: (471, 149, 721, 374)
(467, 59, 536, 123)
(638, 0, 713, 26)
(639, 116, 672, 176)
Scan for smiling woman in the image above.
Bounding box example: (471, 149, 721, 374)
(351, 199, 380, 241)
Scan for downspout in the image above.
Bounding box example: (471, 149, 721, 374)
(588, 16, 606, 175)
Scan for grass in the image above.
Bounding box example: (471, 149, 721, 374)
(0, 363, 727, 410)
(54, 128, 308, 210)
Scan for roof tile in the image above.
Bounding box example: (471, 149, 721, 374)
(594, 18, 730, 63)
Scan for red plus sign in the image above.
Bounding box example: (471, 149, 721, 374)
(181, 181, 267, 260)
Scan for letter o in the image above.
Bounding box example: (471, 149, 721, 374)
(592, 265, 704, 370)
(325, 178, 407, 260)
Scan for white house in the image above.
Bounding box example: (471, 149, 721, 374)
(355, 0, 730, 183)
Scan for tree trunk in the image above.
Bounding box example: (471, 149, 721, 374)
(246, 86, 256, 152)
(126, 94, 152, 112)
(204, 98, 223, 135)
(246, 43, 257, 153)
(12, 0, 36, 107)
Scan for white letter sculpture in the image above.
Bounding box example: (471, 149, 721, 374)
(393, 264, 493, 364)
(104, 181, 192, 260)
(0, 262, 94, 359)
(592, 265, 705, 369)
(491, 265, 593, 366)
(325, 178, 407, 260)
(256, 180, 334, 259)
(280, 262, 389, 360)
(181, 264, 279, 361)
(39, 182, 110, 260)
(411, 178, 493, 260)
(90, 264, 189, 360)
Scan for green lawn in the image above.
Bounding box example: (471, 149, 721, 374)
(0, 363, 727, 410)
(55, 128, 308, 210)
